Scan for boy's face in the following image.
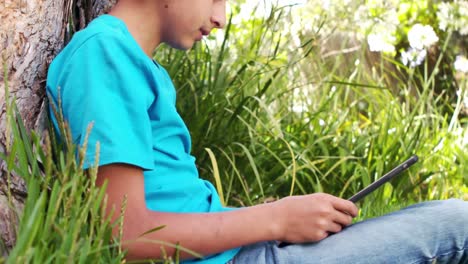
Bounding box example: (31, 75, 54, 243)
(159, 0, 226, 50)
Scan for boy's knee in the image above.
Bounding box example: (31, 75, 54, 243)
(439, 198, 467, 209)
(439, 199, 468, 246)
(443, 198, 468, 216)
(431, 199, 468, 223)
(409, 199, 468, 222)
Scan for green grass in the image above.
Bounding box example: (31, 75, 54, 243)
(1, 1, 467, 263)
(1, 63, 124, 263)
(154, 4, 466, 211)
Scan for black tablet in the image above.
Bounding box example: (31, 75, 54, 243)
(348, 155, 419, 203)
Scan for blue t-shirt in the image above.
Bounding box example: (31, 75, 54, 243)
(46, 14, 240, 264)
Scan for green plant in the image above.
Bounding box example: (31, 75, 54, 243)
(1, 66, 201, 264)
(1, 61, 125, 262)
(154, 1, 467, 212)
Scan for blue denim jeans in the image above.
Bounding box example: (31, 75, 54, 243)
(227, 199, 468, 263)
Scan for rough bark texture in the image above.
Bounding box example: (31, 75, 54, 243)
(0, 0, 115, 255)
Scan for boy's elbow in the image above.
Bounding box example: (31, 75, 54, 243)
(116, 208, 188, 261)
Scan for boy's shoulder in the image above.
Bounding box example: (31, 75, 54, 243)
(53, 15, 145, 67)
(47, 14, 163, 97)
(81, 15, 132, 41)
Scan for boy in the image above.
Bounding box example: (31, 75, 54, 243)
(46, 0, 468, 263)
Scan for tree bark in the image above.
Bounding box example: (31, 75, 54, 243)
(0, 0, 115, 255)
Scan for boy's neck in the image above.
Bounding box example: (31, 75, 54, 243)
(108, 1, 162, 57)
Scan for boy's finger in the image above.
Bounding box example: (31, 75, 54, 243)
(331, 198, 359, 217)
(333, 210, 354, 226)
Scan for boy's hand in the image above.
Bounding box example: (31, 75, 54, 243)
(271, 193, 359, 243)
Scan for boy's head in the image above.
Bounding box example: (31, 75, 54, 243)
(109, 0, 226, 54)
(158, 0, 227, 50)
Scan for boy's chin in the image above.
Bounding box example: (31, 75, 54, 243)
(168, 40, 196, 51)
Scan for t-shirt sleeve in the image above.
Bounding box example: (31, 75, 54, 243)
(58, 32, 155, 170)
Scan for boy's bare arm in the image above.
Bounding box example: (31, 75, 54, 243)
(96, 164, 358, 261)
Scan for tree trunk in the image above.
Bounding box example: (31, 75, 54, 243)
(0, 0, 115, 255)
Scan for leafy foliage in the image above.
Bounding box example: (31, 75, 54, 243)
(155, 1, 467, 209)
